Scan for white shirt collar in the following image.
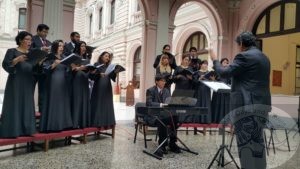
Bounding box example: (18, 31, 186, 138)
(71, 42, 75, 48)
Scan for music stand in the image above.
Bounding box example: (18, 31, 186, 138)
(143, 107, 206, 160)
(200, 81, 240, 168)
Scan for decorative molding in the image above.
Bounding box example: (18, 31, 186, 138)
(228, 0, 241, 8)
(96, 0, 103, 9)
(86, 6, 94, 15)
(118, 0, 125, 7)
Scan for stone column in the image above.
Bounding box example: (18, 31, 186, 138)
(226, 0, 241, 60)
(43, 0, 63, 41)
(155, 0, 169, 55)
(139, 20, 158, 101)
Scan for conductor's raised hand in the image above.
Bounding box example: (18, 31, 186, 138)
(209, 49, 218, 61)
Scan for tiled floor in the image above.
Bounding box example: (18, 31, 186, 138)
(0, 102, 299, 169)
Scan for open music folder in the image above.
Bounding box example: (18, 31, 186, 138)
(200, 80, 231, 93)
(26, 49, 48, 65)
(60, 53, 81, 66)
(104, 64, 125, 75)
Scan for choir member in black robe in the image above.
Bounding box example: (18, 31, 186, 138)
(211, 58, 231, 123)
(173, 55, 194, 91)
(193, 60, 213, 123)
(40, 40, 73, 132)
(0, 31, 36, 138)
(153, 44, 177, 69)
(90, 52, 116, 127)
(155, 54, 173, 90)
(71, 41, 91, 128)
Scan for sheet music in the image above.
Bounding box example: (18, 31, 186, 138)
(201, 81, 231, 92)
(61, 53, 75, 62)
(104, 64, 116, 75)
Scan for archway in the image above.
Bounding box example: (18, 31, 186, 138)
(249, 0, 300, 95)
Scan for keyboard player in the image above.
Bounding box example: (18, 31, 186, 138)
(146, 75, 181, 157)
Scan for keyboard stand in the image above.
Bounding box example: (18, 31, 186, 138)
(143, 116, 198, 160)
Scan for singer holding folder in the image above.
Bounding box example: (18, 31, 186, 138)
(210, 31, 271, 169)
(173, 55, 194, 91)
(71, 41, 91, 128)
(40, 40, 73, 132)
(0, 31, 36, 138)
(90, 52, 116, 127)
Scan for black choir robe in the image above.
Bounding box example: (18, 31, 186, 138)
(71, 60, 91, 128)
(193, 70, 212, 123)
(90, 63, 116, 127)
(172, 66, 194, 91)
(40, 55, 73, 132)
(0, 48, 36, 138)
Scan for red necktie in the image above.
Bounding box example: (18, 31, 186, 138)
(42, 39, 46, 46)
(159, 90, 163, 103)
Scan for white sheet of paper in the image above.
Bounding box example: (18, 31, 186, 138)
(104, 64, 116, 74)
(201, 81, 231, 92)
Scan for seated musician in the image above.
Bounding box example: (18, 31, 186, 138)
(146, 75, 181, 157)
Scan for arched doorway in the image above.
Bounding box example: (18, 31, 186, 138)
(133, 46, 142, 89)
(182, 31, 208, 61)
(252, 0, 300, 95)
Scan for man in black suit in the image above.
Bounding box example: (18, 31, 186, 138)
(211, 31, 271, 169)
(31, 24, 51, 51)
(64, 32, 80, 56)
(188, 47, 201, 71)
(146, 75, 181, 157)
(31, 24, 52, 114)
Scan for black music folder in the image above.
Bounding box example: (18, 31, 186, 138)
(80, 59, 90, 65)
(27, 49, 48, 65)
(60, 53, 81, 66)
(204, 71, 217, 79)
(105, 64, 125, 75)
(85, 63, 104, 71)
(180, 68, 194, 76)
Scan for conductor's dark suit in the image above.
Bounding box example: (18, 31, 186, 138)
(30, 35, 51, 114)
(146, 86, 178, 147)
(213, 46, 271, 169)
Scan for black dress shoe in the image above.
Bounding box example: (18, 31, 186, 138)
(154, 148, 164, 157)
(169, 143, 182, 153)
(161, 146, 168, 154)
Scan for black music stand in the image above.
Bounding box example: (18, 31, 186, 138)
(199, 81, 240, 168)
(143, 107, 204, 160)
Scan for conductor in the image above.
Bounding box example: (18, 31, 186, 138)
(210, 31, 271, 169)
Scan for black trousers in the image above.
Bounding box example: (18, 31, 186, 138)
(157, 116, 179, 147)
(233, 113, 267, 169)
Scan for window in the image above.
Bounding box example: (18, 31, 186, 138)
(137, 2, 140, 11)
(253, 0, 300, 38)
(99, 8, 103, 30)
(110, 0, 115, 24)
(18, 8, 27, 30)
(89, 14, 93, 35)
(133, 46, 141, 89)
(183, 32, 208, 60)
